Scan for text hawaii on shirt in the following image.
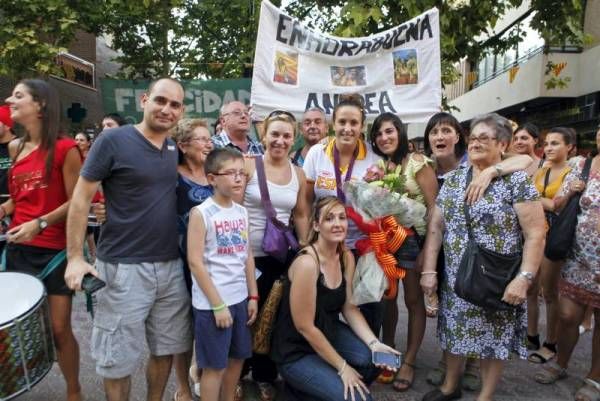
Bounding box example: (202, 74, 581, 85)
(191, 197, 250, 310)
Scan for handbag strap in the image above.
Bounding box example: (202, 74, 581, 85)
(255, 155, 277, 221)
(581, 157, 592, 183)
(541, 168, 551, 198)
(464, 167, 524, 249)
(463, 167, 476, 240)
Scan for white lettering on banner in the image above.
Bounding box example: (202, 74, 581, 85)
(251, 0, 441, 123)
(113, 88, 252, 115)
(114, 89, 134, 112)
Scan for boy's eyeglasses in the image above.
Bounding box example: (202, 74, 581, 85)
(212, 170, 245, 179)
(267, 109, 296, 122)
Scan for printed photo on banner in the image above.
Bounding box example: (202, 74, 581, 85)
(330, 66, 367, 87)
(273, 49, 298, 85)
(393, 49, 418, 85)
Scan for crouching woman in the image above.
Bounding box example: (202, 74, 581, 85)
(271, 196, 400, 401)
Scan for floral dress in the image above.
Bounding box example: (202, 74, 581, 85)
(436, 169, 539, 360)
(557, 158, 600, 307)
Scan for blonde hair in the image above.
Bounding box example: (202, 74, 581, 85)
(304, 196, 347, 255)
(173, 118, 209, 144)
(260, 113, 296, 146)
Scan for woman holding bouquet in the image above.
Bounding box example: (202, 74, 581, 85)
(303, 94, 382, 332)
(368, 112, 438, 391)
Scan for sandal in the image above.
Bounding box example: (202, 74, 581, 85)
(527, 334, 541, 351)
(393, 362, 415, 392)
(376, 369, 395, 384)
(576, 378, 600, 401)
(534, 360, 567, 384)
(234, 383, 243, 401)
(189, 365, 201, 397)
(528, 342, 557, 364)
(426, 360, 446, 386)
(173, 391, 193, 401)
(422, 387, 462, 401)
(257, 382, 276, 401)
(461, 361, 481, 392)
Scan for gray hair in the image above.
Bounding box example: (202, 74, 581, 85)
(470, 113, 513, 144)
(303, 107, 326, 118)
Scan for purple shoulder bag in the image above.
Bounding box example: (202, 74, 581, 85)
(255, 156, 299, 262)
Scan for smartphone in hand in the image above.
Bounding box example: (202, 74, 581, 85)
(372, 351, 402, 369)
(81, 274, 106, 294)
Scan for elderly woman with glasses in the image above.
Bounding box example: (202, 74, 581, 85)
(420, 113, 545, 401)
(232, 110, 310, 401)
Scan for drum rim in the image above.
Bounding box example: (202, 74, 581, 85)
(0, 272, 47, 328)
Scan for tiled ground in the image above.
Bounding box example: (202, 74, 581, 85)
(12, 291, 593, 401)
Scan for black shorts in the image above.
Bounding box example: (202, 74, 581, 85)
(5, 244, 72, 296)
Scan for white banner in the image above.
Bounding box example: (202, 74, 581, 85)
(251, 0, 441, 123)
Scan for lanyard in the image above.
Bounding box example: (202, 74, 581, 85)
(333, 144, 358, 203)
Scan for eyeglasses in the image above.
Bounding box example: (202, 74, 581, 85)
(267, 109, 296, 122)
(223, 110, 249, 118)
(467, 134, 497, 144)
(212, 169, 245, 179)
(188, 137, 211, 144)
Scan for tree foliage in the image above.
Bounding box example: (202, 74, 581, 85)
(0, 0, 589, 85)
(103, 0, 273, 80)
(0, 0, 104, 79)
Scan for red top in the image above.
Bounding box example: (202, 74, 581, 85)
(8, 137, 79, 250)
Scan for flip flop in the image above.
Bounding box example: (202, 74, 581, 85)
(528, 343, 557, 364)
(534, 360, 567, 384)
(575, 378, 600, 401)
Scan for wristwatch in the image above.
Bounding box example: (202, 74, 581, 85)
(37, 218, 48, 232)
(517, 271, 534, 283)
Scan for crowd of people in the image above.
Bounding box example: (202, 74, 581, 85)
(0, 77, 598, 401)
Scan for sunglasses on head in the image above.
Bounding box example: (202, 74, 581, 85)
(267, 109, 296, 122)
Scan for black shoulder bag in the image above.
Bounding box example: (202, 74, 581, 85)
(544, 157, 592, 261)
(454, 167, 522, 311)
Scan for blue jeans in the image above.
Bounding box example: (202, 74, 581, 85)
(278, 321, 379, 401)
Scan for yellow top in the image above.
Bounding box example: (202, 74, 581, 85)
(534, 166, 571, 199)
(402, 153, 434, 235)
(324, 137, 368, 174)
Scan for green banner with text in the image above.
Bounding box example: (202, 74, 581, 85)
(100, 78, 252, 127)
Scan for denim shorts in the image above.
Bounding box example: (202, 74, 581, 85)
(193, 300, 252, 370)
(91, 258, 192, 379)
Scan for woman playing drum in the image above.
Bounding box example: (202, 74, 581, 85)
(3, 79, 82, 401)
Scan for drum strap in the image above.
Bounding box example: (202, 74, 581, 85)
(0, 248, 66, 280)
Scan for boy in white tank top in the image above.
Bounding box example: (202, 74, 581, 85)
(187, 147, 259, 401)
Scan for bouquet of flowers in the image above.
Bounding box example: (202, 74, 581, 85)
(345, 160, 426, 302)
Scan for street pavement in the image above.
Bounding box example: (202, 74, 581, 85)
(13, 291, 593, 401)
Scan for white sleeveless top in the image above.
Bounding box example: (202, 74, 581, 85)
(192, 197, 249, 310)
(243, 160, 299, 257)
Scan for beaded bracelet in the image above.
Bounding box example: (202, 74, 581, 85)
(212, 303, 226, 312)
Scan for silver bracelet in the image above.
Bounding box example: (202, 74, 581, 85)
(421, 271, 437, 275)
(337, 360, 347, 376)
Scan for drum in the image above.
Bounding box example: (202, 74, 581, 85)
(0, 272, 55, 400)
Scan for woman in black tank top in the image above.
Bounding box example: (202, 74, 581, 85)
(271, 197, 401, 401)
